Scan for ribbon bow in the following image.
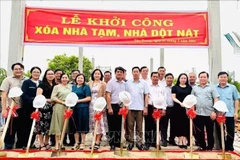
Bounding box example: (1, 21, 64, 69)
(94, 112, 103, 121)
(118, 108, 129, 119)
(216, 115, 226, 124)
(3, 105, 19, 118)
(31, 111, 40, 121)
(186, 108, 197, 119)
(64, 109, 73, 119)
(152, 109, 161, 120)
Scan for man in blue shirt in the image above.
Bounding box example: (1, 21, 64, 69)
(215, 71, 240, 151)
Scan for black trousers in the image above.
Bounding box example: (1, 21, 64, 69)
(216, 117, 235, 151)
(22, 109, 37, 147)
(107, 104, 122, 147)
(195, 115, 214, 150)
(160, 107, 175, 143)
(4, 108, 26, 149)
(144, 105, 157, 146)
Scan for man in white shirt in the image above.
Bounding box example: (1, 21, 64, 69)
(158, 66, 167, 88)
(160, 73, 175, 147)
(144, 72, 166, 150)
(140, 66, 151, 86)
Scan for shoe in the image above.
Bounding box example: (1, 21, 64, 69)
(110, 145, 115, 151)
(136, 143, 144, 151)
(161, 141, 167, 147)
(144, 144, 150, 150)
(44, 143, 51, 150)
(183, 145, 188, 149)
(71, 143, 80, 150)
(127, 143, 134, 151)
(95, 143, 100, 150)
(195, 147, 205, 151)
(89, 143, 100, 150)
(178, 145, 184, 149)
(79, 143, 85, 150)
(38, 145, 46, 151)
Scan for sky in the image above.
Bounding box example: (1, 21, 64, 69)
(1, 0, 240, 81)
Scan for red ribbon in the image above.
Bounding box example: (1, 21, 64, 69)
(94, 112, 103, 121)
(216, 115, 226, 124)
(64, 109, 73, 119)
(3, 105, 19, 118)
(31, 111, 40, 121)
(152, 109, 161, 120)
(118, 108, 129, 119)
(186, 108, 197, 119)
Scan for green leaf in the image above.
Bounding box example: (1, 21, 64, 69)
(47, 54, 93, 81)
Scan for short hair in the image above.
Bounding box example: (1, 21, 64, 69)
(71, 69, 80, 74)
(114, 66, 125, 73)
(132, 66, 140, 72)
(11, 63, 24, 70)
(151, 72, 158, 77)
(218, 71, 229, 77)
(75, 73, 86, 85)
(157, 66, 166, 71)
(198, 71, 209, 78)
(189, 72, 196, 76)
(54, 69, 63, 74)
(165, 73, 174, 79)
(91, 69, 103, 81)
(140, 66, 148, 72)
(104, 71, 112, 75)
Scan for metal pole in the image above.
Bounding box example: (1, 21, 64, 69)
(208, 0, 222, 84)
(208, 0, 222, 150)
(92, 56, 95, 69)
(78, 47, 83, 72)
(160, 48, 164, 67)
(150, 58, 153, 73)
(7, 0, 26, 75)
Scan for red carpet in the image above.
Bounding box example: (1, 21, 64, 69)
(0, 150, 239, 159)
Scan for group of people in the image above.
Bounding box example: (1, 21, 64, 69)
(0, 62, 239, 153)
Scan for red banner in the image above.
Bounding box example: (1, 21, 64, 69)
(24, 7, 208, 46)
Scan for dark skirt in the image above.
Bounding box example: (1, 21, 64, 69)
(172, 104, 190, 137)
(69, 107, 89, 134)
(36, 102, 53, 135)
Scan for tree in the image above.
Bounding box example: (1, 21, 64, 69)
(228, 72, 240, 92)
(83, 56, 93, 82)
(24, 70, 31, 78)
(47, 54, 93, 81)
(0, 68, 7, 86)
(0, 68, 7, 98)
